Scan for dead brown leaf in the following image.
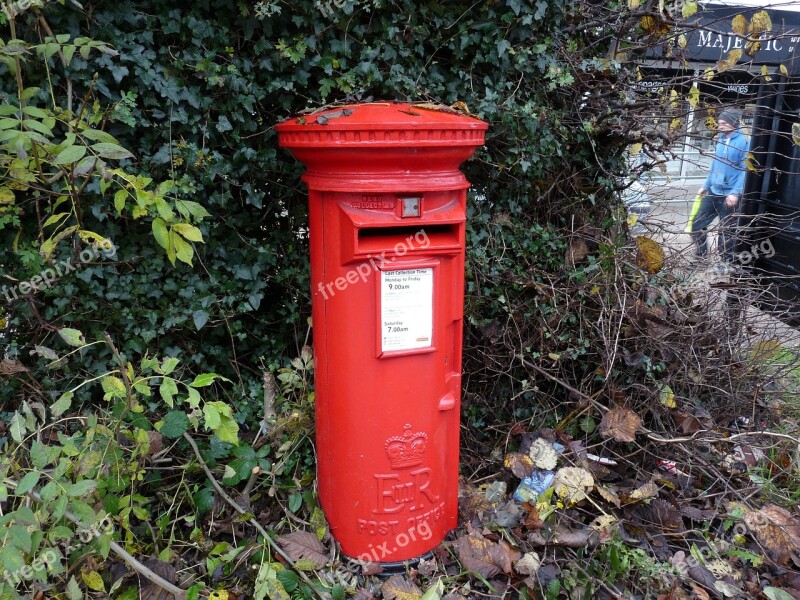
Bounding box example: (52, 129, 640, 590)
(0, 358, 29, 376)
(644, 499, 682, 531)
(452, 532, 519, 578)
(523, 505, 544, 531)
(504, 452, 534, 478)
(276, 531, 329, 569)
(528, 527, 597, 548)
(599, 405, 641, 442)
(689, 582, 712, 600)
(744, 504, 800, 565)
(381, 574, 422, 600)
(596, 484, 621, 507)
(674, 411, 703, 435)
(681, 506, 714, 522)
(138, 559, 178, 600)
(566, 237, 590, 266)
(624, 481, 659, 503)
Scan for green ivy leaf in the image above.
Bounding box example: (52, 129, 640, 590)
(58, 328, 85, 347)
(193, 310, 210, 331)
(91, 142, 134, 160)
(152, 217, 169, 251)
(82, 570, 106, 592)
(172, 231, 194, 265)
(65, 576, 82, 600)
(173, 223, 204, 242)
(114, 188, 128, 213)
(53, 145, 88, 165)
(160, 411, 190, 438)
(9, 411, 26, 443)
(101, 375, 127, 400)
(0, 546, 25, 576)
(51, 391, 73, 418)
(161, 357, 180, 375)
(190, 373, 228, 388)
(16, 470, 41, 495)
(203, 401, 239, 445)
(67, 480, 97, 497)
(159, 377, 179, 407)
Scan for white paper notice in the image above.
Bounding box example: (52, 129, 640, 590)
(380, 268, 433, 353)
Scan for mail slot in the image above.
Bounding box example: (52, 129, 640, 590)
(277, 103, 487, 563)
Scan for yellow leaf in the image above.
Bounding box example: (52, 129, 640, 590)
(688, 86, 700, 108)
(553, 467, 594, 504)
(678, 34, 688, 49)
(0, 187, 14, 204)
(659, 384, 676, 408)
(716, 49, 743, 73)
(703, 67, 715, 81)
(628, 143, 643, 155)
(749, 10, 772, 36)
(628, 0, 640, 8)
(792, 122, 800, 147)
(682, 0, 697, 19)
(627, 213, 639, 228)
(669, 118, 682, 133)
(636, 236, 665, 273)
(746, 39, 761, 57)
(780, 64, 789, 77)
(745, 152, 759, 172)
(640, 15, 671, 34)
(731, 14, 747, 35)
(209, 591, 230, 600)
(669, 89, 679, 108)
(82, 570, 106, 592)
(761, 64, 772, 81)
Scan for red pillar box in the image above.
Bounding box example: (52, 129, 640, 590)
(277, 103, 487, 563)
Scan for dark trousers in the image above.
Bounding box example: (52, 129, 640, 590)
(690, 193, 738, 261)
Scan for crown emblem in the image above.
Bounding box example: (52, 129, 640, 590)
(384, 424, 428, 469)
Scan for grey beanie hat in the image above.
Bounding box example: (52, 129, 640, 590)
(718, 108, 742, 127)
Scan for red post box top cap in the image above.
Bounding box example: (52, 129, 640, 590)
(276, 102, 487, 148)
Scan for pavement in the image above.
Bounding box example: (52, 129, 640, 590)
(638, 179, 800, 346)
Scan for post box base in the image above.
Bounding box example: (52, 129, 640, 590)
(345, 551, 434, 577)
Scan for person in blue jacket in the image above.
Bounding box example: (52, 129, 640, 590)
(691, 108, 749, 263)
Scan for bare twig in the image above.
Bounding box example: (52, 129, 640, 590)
(182, 432, 330, 600)
(4, 479, 186, 599)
